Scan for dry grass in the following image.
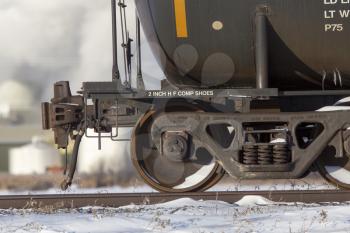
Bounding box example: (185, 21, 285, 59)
(0, 172, 142, 191)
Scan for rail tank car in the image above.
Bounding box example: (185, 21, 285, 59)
(42, 0, 350, 193)
(136, 0, 350, 90)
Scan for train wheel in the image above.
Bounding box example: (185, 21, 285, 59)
(316, 103, 350, 189)
(131, 101, 225, 193)
(316, 149, 350, 189)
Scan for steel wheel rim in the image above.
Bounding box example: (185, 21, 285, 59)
(130, 102, 225, 192)
(316, 151, 350, 189)
(316, 103, 350, 189)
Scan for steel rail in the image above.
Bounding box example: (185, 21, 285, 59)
(0, 190, 350, 209)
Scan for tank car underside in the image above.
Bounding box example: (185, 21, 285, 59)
(42, 81, 350, 192)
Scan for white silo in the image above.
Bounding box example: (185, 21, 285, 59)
(0, 80, 34, 112)
(0, 80, 49, 174)
(9, 137, 62, 175)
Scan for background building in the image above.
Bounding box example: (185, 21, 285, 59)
(0, 80, 51, 172)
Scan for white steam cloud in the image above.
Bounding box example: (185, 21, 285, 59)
(0, 0, 163, 102)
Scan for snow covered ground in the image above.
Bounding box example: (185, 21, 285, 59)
(1, 196, 350, 233)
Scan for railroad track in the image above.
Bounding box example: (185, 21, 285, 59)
(1, 190, 350, 209)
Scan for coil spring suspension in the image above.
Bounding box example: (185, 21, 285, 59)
(242, 145, 258, 165)
(258, 145, 273, 165)
(273, 144, 291, 164)
(242, 144, 291, 165)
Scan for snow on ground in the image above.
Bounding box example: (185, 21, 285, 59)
(0, 196, 349, 233)
(0, 172, 346, 233)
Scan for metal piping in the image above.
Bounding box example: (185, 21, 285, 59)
(60, 127, 85, 191)
(111, 0, 121, 82)
(255, 12, 269, 89)
(136, 14, 145, 90)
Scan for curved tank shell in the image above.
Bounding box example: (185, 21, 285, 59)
(135, 0, 350, 90)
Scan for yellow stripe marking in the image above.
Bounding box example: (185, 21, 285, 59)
(174, 0, 188, 38)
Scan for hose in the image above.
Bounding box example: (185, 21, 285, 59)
(60, 127, 85, 191)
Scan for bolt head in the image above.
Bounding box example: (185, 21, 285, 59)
(163, 135, 188, 162)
